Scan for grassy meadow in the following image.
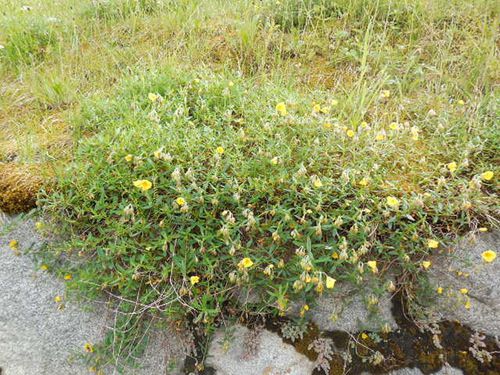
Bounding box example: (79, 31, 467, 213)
(1, 0, 498, 371)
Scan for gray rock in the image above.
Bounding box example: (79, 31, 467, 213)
(290, 282, 398, 333)
(206, 324, 315, 375)
(426, 231, 500, 335)
(0, 215, 186, 375)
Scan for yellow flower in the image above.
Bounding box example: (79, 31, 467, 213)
(386, 196, 400, 209)
(427, 239, 439, 249)
(275, 102, 287, 116)
(9, 239, 18, 250)
(299, 304, 310, 317)
(481, 250, 496, 263)
(54, 295, 62, 303)
(459, 288, 468, 295)
(84, 343, 94, 353)
(358, 178, 369, 187)
(421, 260, 432, 269)
(216, 146, 225, 155)
(313, 178, 323, 188)
(175, 197, 186, 206)
(480, 171, 494, 181)
(389, 122, 398, 130)
(332, 251, 339, 259)
(239, 257, 254, 269)
(457, 99, 465, 106)
(464, 299, 471, 309)
(148, 93, 158, 102)
(361, 333, 369, 340)
(360, 121, 368, 128)
(133, 179, 152, 191)
(40, 264, 48, 271)
(323, 122, 333, 130)
(64, 274, 72, 281)
(375, 132, 386, 141)
(312, 103, 321, 113)
(367, 260, 378, 274)
(270, 157, 279, 165)
(437, 287, 443, 294)
(35, 221, 44, 230)
(478, 227, 488, 232)
(228, 81, 234, 87)
(381, 90, 390, 98)
(190, 275, 200, 285)
(346, 129, 355, 138)
(447, 162, 457, 173)
(325, 276, 336, 289)
(124, 154, 133, 162)
(320, 106, 331, 114)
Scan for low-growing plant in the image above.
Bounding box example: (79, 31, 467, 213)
(40, 66, 497, 363)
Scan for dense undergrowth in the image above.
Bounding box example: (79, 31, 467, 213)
(1, 0, 498, 371)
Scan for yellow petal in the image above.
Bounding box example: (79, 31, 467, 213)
(325, 276, 336, 289)
(481, 250, 496, 263)
(427, 239, 439, 249)
(481, 171, 494, 181)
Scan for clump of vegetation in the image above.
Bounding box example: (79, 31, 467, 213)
(308, 337, 334, 374)
(1, 0, 498, 370)
(0, 163, 42, 214)
(281, 320, 309, 343)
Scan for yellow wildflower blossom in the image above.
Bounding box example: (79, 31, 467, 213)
(216, 146, 225, 155)
(190, 275, 200, 285)
(457, 99, 465, 106)
(64, 274, 72, 280)
(40, 264, 48, 271)
(133, 179, 152, 191)
(386, 196, 400, 209)
(427, 239, 439, 249)
(367, 260, 378, 274)
(437, 287, 443, 294)
(148, 93, 158, 102)
(9, 239, 18, 250)
(465, 299, 471, 309)
(389, 122, 398, 130)
(54, 295, 62, 303)
(313, 178, 323, 188)
(175, 197, 186, 206)
(239, 257, 254, 269)
(346, 129, 355, 138)
(323, 122, 333, 130)
(35, 221, 44, 230)
(275, 102, 287, 116)
(421, 261, 432, 269)
(312, 103, 321, 113)
(478, 227, 488, 232)
(447, 162, 457, 173)
(325, 276, 336, 289)
(381, 90, 390, 98)
(360, 121, 368, 128)
(84, 343, 94, 353)
(481, 250, 496, 263)
(481, 171, 494, 181)
(460, 288, 468, 295)
(124, 154, 133, 162)
(361, 333, 369, 340)
(358, 178, 369, 187)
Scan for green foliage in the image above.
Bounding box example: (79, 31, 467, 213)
(0, 16, 61, 68)
(42, 68, 497, 332)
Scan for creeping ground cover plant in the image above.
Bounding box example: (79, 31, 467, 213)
(41, 68, 497, 365)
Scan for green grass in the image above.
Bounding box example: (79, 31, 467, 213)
(1, 0, 498, 370)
